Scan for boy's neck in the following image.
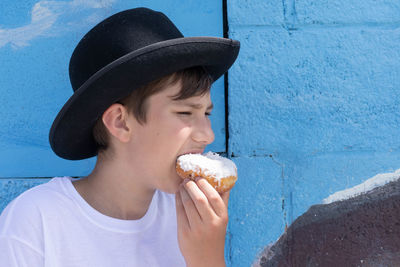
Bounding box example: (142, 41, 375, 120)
(72, 156, 156, 220)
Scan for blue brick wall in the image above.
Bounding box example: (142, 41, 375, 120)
(2, 1, 400, 266)
(227, 0, 400, 266)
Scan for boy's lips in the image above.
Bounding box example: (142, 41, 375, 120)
(177, 150, 204, 158)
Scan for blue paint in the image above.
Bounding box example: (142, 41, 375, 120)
(227, 0, 400, 266)
(229, 28, 400, 156)
(296, 0, 400, 24)
(0, 0, 38, 26)
(227, 156, 286, 265)
(0, 0, 225, 177)
(228, 0, 284, 26)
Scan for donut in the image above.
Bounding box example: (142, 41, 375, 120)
(176, 152, 238, 193)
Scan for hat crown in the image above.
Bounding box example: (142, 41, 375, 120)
(69, 8, 183, 91)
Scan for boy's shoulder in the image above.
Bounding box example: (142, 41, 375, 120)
(0, 177, 73, 234)
(4, 177, 71, 209)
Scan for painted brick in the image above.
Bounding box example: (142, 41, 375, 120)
(296, 0, 400, 24)
(227, 156, 285, 267)
(228, 0, 284, 26)
(228, 27, 400, 157)
(0, 178, 49, 212)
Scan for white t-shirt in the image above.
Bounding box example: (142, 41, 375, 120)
(0, 177, 186, 267)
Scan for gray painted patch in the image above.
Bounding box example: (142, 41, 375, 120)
(255, 179, 400, 266)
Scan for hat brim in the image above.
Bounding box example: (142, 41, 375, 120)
(49, 37, 240, 160)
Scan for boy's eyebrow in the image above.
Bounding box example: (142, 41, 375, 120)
(175, 101, 214, 110)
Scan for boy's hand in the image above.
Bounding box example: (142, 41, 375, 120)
(175, 178, 230, 267)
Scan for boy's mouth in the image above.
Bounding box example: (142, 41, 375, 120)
(176, 150, 204, 160)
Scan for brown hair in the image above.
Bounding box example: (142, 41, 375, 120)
(93, 66, 213, 153)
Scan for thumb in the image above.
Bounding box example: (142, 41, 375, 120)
(220, 190, 230, 207)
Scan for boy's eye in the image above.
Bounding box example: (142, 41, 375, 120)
(177, 112, 192, 115)
(176, 111, 212, 116)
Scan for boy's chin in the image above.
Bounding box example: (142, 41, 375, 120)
(158, 174, 182, 194)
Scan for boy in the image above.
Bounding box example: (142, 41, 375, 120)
(0, 7, 239, 267)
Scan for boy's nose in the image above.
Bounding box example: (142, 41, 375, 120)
(192, 117, 215, 145)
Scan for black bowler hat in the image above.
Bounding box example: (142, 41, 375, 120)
(49, 7, 240, 160)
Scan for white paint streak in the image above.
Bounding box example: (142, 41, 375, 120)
(322, 169, 400, 204)
(0, 0, 116, 49)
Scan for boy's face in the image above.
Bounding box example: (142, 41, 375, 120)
(127, 81, 214, 193)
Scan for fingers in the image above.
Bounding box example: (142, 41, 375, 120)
(176, 181, 229, 267)
(183, 179, 215, 222)
(179, 183, 202, 228)
(182, 178, 229, 220)
(177, 177, 230, 229)
(194, 178, 228, 218)
(175, 191, 190, 229)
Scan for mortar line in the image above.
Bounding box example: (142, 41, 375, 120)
(230, 21, 400, 31)
(282, 0, 287, 22)
(291, 0, 298, 26)
(282, 0, 297, 29)
(269, 155, 288, 228)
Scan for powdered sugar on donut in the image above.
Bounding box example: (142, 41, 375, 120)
(177, 152, 237, 181)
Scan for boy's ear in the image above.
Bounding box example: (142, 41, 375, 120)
(102, 103, 131, 143)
